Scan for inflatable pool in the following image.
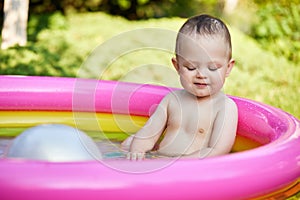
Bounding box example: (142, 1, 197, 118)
(0, 75, 299, 200)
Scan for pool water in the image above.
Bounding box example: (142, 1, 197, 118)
(96, 140, 127, 159)
(0, 137, 128, 160)
(0, 130, 262, 160)
(0, 137, 164, 160)
(0, 138, 10, 158)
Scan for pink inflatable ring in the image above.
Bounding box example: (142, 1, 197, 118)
(0, 75, 299, 200)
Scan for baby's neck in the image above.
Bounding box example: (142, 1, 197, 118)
(184, 90, 224, 102)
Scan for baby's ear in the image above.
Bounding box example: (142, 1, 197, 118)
(171, 57, 179, 72)
(226, 59, 235, 77)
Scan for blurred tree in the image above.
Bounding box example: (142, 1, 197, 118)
(29, 0, 64, 13)
(1, 0, 29, 49)
(101, 0, 140, 20)
(100, 0, 223, 19)
(20, 0, 222, 19)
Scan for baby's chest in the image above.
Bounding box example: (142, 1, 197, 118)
(168, 106, 217, 134)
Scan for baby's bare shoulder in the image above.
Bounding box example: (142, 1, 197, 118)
(164, 89, 185, 101)
(224, 96, 237, 109)
(163, 90, 190, 111)
(156, 90, 183, 110)
(213, 93, 237, 113)
(220, 96, 238, 116)
(214, 93, 234, 104)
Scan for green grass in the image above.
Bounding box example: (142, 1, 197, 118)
(0, 12, 299, 119)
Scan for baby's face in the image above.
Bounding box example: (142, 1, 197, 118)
(173, 35, 234, 98)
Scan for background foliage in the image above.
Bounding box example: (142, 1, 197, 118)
(1, 0, 298, 65)
(250, 1, 300, 64)
(11, 0, 223, 19)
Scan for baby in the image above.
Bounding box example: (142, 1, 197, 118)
(122, 14, 238, 160)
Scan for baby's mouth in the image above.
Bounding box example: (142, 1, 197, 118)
(193, 82, 210, 90)
(194, 82, 209, 87)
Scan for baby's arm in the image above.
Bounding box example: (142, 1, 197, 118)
(184, 98, 238, 158)
(127, 95, 169, 160)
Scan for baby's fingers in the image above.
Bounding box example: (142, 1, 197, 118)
(137, 152, 145, 160)
(126, 152, 136, 160)
(127, 152, 145, 161)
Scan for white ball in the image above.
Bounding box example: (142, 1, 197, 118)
(6, 124, 102, 162)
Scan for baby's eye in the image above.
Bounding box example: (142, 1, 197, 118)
(208, 65, 218, 71)
(187, 67, 196, 71)
(184, 65, 196, 71)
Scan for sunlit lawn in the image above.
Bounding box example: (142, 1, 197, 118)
(0, 12, 299, 119)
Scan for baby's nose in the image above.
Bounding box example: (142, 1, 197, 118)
(196, 68, 207, 78)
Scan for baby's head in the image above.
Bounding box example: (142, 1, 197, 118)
(172, 14, 235, 98)
(175, 14, 232, 60)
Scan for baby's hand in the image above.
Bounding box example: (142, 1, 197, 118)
(126, 152, 145, 161)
